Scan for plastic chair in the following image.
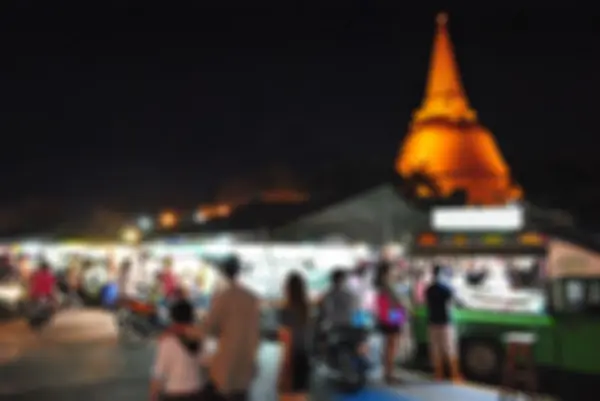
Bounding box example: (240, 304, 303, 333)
(499, 332, 539, 400)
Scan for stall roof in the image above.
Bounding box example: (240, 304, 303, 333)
(149, 191, 357, 239)
(272, 184, 426, 243)
(544, 226, 600, 254)
(149, 182, 426, 244)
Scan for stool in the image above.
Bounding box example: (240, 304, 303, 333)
(499, 332, 538, 401)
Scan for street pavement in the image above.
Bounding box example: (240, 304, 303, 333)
(0, 314, 505, 401)
(0, 333, 322, 401)
(0, 341, 505, 401)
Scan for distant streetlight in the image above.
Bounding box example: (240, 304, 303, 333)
(137, 216, 153, 232)
(121, 226, 141, 244)
(193, 210, 207, 224)
(159, 211, 177, 229)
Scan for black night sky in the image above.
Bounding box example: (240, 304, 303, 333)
(1, 2, 600, 228)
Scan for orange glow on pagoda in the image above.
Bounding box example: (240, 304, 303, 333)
(396, 13, 522, 205)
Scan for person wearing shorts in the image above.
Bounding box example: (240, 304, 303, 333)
(374, 262, 407, 384)
(425, 265, 462, 382)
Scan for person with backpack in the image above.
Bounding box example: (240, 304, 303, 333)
(150, 299, 207, 401)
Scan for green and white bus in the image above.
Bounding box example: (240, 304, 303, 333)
(408, 230, 600, 399)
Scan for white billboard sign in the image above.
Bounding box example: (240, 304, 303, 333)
(431, 205, 524, 232)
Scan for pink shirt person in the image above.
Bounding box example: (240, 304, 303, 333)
(30, 266, 56, 300)
(160, 270, 178, 298)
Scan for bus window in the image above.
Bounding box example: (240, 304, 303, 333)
(508, 257, 543, 289)
(552, 279, 600, 314)
(588, 280, 600, 306)
(565, 280, 585, 310)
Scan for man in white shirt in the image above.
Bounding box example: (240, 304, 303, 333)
(203, 255, 260, 401)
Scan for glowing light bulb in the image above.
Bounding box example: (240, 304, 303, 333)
(160, 211, 177, 228)
(137, 216, 153, 232)
(121, 227, 141, 244)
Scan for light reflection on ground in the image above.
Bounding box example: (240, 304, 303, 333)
(0, 310, 499, 401)
(0, 341, 150, 395)
(0, 309, 118, 371)
(41, 309, 118, 343)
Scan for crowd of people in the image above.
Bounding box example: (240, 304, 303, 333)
(0, 253, 210, 310)
(148, 256, 461, 401)
(0, 251, 461, 401)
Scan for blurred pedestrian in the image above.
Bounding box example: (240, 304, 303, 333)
(150, 299, 206, 401)
(425, 265, 462, 382)
(277, 272, 311, 401)
(374, 261, 409, 384)
(186, 255, 260, 401)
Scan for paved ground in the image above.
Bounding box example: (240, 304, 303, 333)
(0, 340, 338, 401)
(0, 342, 506, 401)
(0, 344, 192, 400)
(0, 314, 506, 401)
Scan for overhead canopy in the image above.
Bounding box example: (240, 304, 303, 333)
(149, 183, 426, 245)
(149, 202, 311, 240)
(272, 184, 426, 244)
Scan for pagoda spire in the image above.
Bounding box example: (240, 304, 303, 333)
(413, 13, 477, 123)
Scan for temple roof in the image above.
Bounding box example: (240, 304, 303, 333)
(413, 12, 477, 124)
(396, 13, 521, 205)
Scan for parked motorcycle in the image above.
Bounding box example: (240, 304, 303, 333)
(117, 288, 167, 344)
(27, 297, 57, 330)
(319, 326, 369, 393)
(313, 302, 370, 393)
(0, 282, 26, 318)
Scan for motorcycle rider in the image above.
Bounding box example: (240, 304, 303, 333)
(29, 261, 56, 303)
(318, 269, 368, 371)
(28, 260, 57, 329)
(320, 269, 357, 329)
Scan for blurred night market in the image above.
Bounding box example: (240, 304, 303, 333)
(0, 3, 599, 401)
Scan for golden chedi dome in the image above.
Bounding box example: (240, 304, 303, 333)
(396, 13, 522, 205)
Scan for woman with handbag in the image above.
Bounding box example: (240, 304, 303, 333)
(374, 261, 409, 384)
(277, 273, 311, 401)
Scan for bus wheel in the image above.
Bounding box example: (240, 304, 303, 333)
(461, 339, 502, 383)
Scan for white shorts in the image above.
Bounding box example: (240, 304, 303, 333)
(428, 324, 457, 360)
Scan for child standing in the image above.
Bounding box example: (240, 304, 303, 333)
(150, 299, 207, 401)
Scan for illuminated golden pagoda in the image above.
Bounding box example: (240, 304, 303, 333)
(396, 13, 522, 205)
